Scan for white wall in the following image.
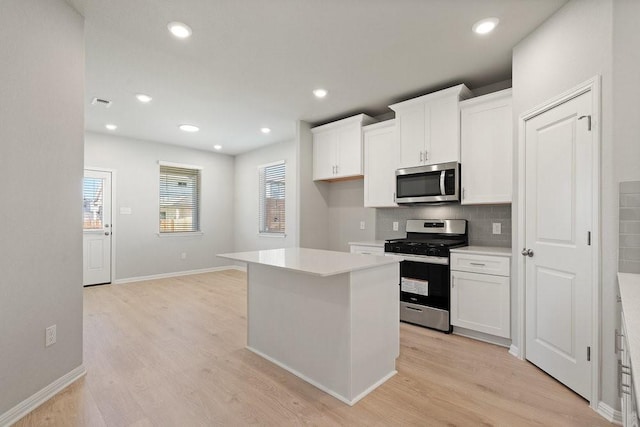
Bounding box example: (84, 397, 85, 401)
(512, 0, 616, 409)
(613, 0, 640, 185)
(85, 132, 235, 280)
(327, 180, 376, 252)
(297, 121, 331, 249)
(234, 139, 298, 251)
(0, 0, 84, 416)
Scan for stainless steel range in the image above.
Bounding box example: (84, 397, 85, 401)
(384, 219, 468, 332)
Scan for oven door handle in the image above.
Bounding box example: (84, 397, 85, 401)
(440, 170, 446, 196)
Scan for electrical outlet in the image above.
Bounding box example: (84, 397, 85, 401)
(360, 221, 365, 230)
(181, 252, 187, 260)
(45, 325, 56, 347)
(393, 222, 399, 231)
(492, 223, 502, 235)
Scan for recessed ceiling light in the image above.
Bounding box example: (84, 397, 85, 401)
(472, 17, 499, 35)
(313, 88, 328, 98)
(213, 145, 222, 150)
(261, 127, 271, 134)
(136, 93, 153, 103)
(105, 124, 117, 131)
(179, 124, 199, 132)
(168, 22, 192, 39)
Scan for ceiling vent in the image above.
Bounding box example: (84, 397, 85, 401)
(91, 97, 112, 108)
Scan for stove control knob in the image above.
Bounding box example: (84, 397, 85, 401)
(427, 248, 438, 257)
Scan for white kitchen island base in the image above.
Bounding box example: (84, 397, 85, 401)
(218, 248, 400, 405)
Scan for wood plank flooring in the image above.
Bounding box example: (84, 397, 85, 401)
(15, 270, 612, 426)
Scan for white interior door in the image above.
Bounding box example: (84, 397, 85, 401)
(524, 90, 593, 399)
(83, 169, 112, 286)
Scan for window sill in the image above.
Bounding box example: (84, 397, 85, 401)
(258, 233, 287, 238)
(157, 232, 204, 238)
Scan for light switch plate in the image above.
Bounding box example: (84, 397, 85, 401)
(360, 221, 365, 230)
(393, 222, 399, 231)
(492, 223, 502, 235)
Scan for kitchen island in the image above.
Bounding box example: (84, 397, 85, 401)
(217, 247, 400, 405)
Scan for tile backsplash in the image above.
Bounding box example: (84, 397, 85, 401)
(620, 181, 640, 274)
(376, 204, 511, 247)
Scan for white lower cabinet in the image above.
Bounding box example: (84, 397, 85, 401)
(620, 312, 639, 427)
(450, 252, 510, 339)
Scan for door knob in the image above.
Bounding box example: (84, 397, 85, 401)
(104, 232, 111, 236)
(521, 248, 534, 257)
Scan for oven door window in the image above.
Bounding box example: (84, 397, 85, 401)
(399, 261, 450, 310)
(396, 170, 442, 199)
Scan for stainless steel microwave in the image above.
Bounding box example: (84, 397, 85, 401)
(395, 162, 460, 204)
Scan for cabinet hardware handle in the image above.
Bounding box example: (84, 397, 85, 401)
(419, 151, 423, 163)
(615, 329, 625, 353)
(469, 262, 486, 266)
(335, 165, 338, 174)
(425, 150, 428, 161)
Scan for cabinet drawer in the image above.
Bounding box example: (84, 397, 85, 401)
(350, 245, 384, 255)
(450, 253, 510, 277)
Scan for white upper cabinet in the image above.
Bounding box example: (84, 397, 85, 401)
(364, 120, 398, 207)
(460, 89, 513, 205)
(390, 84, 472, 169)
(312, 114, 376, 181)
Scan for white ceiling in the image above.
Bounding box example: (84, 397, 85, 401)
(68, 0, 567, 155)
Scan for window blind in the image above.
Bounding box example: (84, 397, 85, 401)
(259, 161, 286, 234)
(159, 165, 201, 233)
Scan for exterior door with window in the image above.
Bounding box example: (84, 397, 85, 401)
(83, 169, 112, 286)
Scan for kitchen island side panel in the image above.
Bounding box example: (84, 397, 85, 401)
(247, 263, 351, 400)
(349, 263, 399, 400)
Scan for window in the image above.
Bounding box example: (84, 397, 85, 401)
(159, 162, 201, 233)
(259, 161, 286, 234)
(83, 177, 104, 230)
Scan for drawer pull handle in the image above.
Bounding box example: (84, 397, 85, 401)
(405, 306, 423, 312)
(470, 262, 486, 266)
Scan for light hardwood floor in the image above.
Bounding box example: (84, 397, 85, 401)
(16, 270, 612, 426)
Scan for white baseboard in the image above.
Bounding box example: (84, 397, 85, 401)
(0, 365, 86, 427)
(597, 401, 622, 425)
(113, 265, 245, 284)
(452, 326, 511, 348)
(246, 346, 395, 406)
(509, 344, 522, 359)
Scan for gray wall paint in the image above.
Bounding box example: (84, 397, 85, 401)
(619, 182, 640, 274)
(234, 139, 298, 252)
(614, 0, 640, 275)
(85, 132, 235, 280)
(512, 0, 617, 408)
(376, 205, 511, 247)
(297, 121, 331, 249)
(327, 180, 376, 252)
(0, 0, 84, 415)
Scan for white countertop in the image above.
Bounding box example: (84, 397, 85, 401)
(618, 272, 640, 409)
(450, 246, 512, 257)
(217, 247, 400, 277)
(348, 240, 386, 248)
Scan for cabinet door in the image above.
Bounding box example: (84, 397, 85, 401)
(364, 124, 398, 207)
(460, 92, 513, 204)
(450, 271, 510, 338)
(396, 104, 425, 168)
(427, 95, 460, 165)
(336, 123, 362, 178)
(313, 129, 337, 181)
